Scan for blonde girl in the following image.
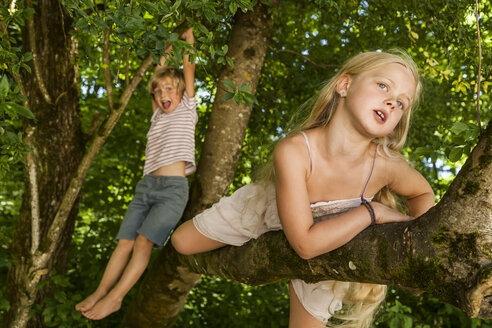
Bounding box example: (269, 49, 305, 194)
(171, 49, 435, 327)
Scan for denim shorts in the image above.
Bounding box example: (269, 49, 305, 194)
(116, 175, 189, 247)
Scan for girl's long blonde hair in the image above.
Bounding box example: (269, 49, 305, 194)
(257, 49, 421, 327)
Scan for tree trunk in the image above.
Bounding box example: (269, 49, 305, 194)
(121, 2, 278, 327)
(143, 122, 492, 320)
(3, 1, 84, 327)
(2, 1, 155, 327)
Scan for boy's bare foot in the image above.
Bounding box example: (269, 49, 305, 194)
(82, 294, 122, 320)
(75, 291, 106, 312)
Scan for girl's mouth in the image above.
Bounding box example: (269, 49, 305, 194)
(163, 101, 171, 109)
(375, 110, 386, 122)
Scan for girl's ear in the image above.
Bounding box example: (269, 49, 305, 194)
(336, 74, 351, 97)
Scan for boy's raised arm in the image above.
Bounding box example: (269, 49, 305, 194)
(181, 27, 195, 97)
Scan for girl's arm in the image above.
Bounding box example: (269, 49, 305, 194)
(274, 138, 376, 259)
(386, 159, 435, 218)
(274, 138, 433, 260)
(180, 27, 195, 98)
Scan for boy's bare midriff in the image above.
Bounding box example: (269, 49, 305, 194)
(151, 161, 186, 177)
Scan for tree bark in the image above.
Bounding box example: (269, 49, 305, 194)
(3, 1, 84, 327)
(135, 122, 492, 321)
(121, 2, 278, 327)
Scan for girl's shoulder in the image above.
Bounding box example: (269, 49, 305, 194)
(275, 133, 308, 153)
(273, 133, 311, 175)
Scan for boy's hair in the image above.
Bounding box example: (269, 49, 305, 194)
(148, 67, 186, 98)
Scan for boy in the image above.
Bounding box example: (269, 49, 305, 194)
(75, 27, 196, 320)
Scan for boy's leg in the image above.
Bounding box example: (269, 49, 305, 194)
(171, 220, 226, 255)
(288, 281, 326, 328)
(83, 234, 154, 320)
(75, 239, 134, 312)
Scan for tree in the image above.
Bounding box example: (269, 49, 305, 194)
(0, 0, 490, 327)
(0, 1, 259, 327)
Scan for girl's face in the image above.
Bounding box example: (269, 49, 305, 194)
(153, 77, 182, 114)
(341, 63, 416, 138)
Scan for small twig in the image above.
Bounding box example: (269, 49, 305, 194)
(115, 47, 122, 85)
(267, 45, 336, 69)
(85, 111, 101, 141)
(474, 0, 482, 131)
(126, 47, 129, 87)
(103, 28, 114, 111)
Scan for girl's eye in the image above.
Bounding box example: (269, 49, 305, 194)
(155, 89, 162, 95)
(397, 101, 404, 109)
(166, 88, 172, 92)
(378, 83, 387, 90)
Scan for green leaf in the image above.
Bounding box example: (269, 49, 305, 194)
(222, 92, 235, 101)
(414, 147, 431, 156)
(6, 102, 36, 120)
(234, 93, 242, 105)
(222, 80, 236, 91)
(238, 84, 251, 92)
(0, 298, 9, 311)
(448, 147, 463, 162)
(94, 17, 109, 29)
(450, 122, 469, 135)
(226, 57, 234, 67)
(22, 52, 33, 62)
(0, 75, 9, 98)
(75, 18, 89, 29)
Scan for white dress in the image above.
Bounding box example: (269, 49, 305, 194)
(193, 182, 375, 321)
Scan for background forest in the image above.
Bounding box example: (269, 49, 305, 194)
(0, 0, 491, 327)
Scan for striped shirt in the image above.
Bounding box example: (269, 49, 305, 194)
(143, 92, 197, 176)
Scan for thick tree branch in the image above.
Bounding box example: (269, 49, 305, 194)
(24, 126, 41, 255)
(173, 124, 492, 319)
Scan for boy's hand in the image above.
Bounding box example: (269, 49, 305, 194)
(180, 27, 194, 44)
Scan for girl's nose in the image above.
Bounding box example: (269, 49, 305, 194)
(386, 99, 396, 110)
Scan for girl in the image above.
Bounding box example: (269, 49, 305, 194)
(171, 50, 435, 327)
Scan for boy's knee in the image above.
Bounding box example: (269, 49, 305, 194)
(116, 239, 135, 253)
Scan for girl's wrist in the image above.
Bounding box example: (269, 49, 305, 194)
(361, 200, 376, 226)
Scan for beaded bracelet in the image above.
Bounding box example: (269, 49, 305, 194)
(361, 198, 376, 226)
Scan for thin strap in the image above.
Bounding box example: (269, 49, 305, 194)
(300, 131, 313, 174)
(360, 144, 377, 200)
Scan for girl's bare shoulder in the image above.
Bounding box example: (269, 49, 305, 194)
(273, 133, 310, 172)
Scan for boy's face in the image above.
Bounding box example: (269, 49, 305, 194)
(153, 77, 182, 114)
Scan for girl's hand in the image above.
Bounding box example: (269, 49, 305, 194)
(371, 202, 414, 224)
